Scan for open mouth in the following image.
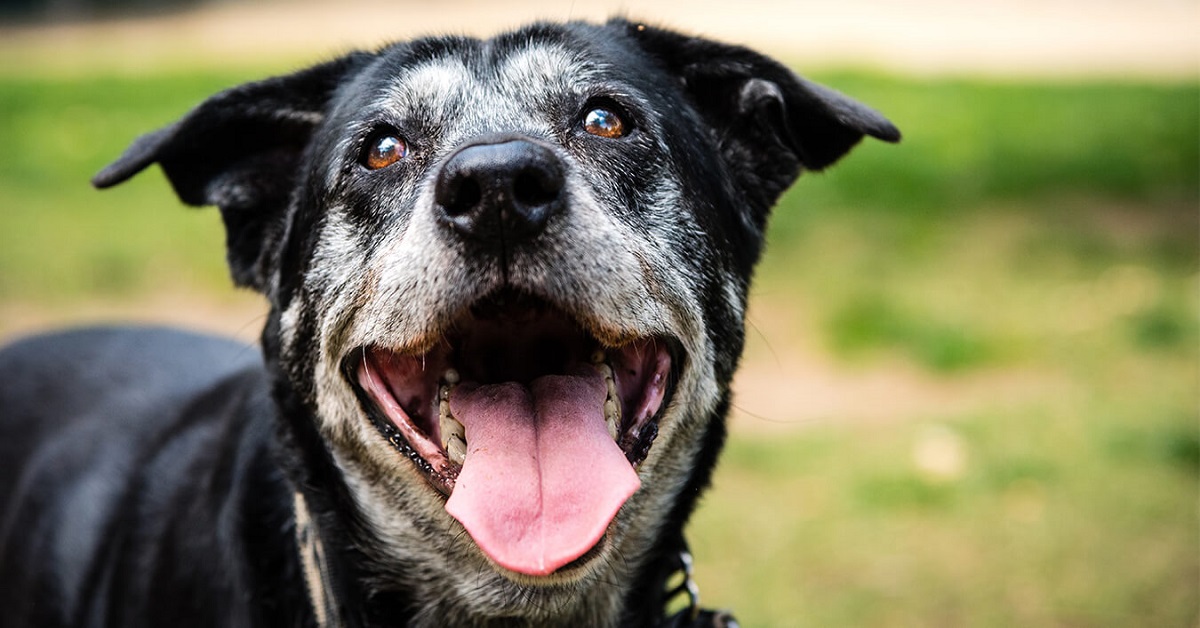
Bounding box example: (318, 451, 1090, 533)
(344, 290, 678, 576)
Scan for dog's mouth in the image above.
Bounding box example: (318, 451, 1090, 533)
(345, 291, 678, 577)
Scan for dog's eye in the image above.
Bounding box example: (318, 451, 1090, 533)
(364, 133, 408, 169)
(583, 107, 627, 139)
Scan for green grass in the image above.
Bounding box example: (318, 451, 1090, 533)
(0, 69, 1196, 626)
(0, 71, 271, 301)
(771, 74, 1199, 219)
(693, 402, 1197, 626)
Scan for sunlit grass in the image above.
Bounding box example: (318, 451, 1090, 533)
(0, 71, 268, 301)
(694, 396, 1197, 626)
(771, 74, 1199, 219)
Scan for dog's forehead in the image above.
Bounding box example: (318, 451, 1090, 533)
(355, 37, 627, 132)
(395, 47, 589, 105)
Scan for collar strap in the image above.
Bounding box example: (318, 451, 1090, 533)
(294, 492, 342, 628)
(663, 545, 702, 620)
(657, 540, 740, 627)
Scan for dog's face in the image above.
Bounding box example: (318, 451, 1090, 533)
(96, 19, 897, 625)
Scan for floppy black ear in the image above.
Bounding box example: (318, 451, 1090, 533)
(617, 19, 900, 209)
(93, 53, 373, 291)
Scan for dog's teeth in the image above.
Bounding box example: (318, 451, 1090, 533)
(604, 371, 619, 411)
(604, 397, 619, 419)
(590, 350, 606, 365)
(439, 408, 460, 437)
(594, 362, 613, 380)
(440, 405, 464, 441)
(441, 398, 469, 466)
(443, 368, 460, 385)
(438, 381, 465, 453)
(598, 362, 621, 440)
(604, 400, 620, 440)
(446, 434, 467, 465)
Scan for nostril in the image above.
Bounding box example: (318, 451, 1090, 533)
(513, 168, 562, 208)
(443, 176, 482, 217)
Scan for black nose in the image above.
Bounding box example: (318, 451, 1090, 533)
(434, 138, 565, 245)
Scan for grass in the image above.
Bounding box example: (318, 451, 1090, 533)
(0, 71, 264, 301)
(769, 74, 1199, 218)
(0, 68, 1196, 625)
(694, 405, 1197, 626)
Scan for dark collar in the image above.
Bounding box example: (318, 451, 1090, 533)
(654, 539, 740, 628)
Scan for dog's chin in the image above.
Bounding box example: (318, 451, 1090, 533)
(341, 289, 680, 578)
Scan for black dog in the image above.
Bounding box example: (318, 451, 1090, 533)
(0, 19, 898, 628)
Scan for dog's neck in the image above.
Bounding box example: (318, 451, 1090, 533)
(293, 491, 710, 628)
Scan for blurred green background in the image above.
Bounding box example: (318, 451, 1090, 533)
(0, 2, 1196, 625)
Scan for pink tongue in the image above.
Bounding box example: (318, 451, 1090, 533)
(444, 368, 640, 576)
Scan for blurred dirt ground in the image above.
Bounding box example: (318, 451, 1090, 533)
(1, 0, 1197, 78)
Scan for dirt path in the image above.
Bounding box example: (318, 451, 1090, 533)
(2, 0, 1196, 77)
(726, 297, 1074, 433)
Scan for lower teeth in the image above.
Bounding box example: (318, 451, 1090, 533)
(604, 400, 620, 440)
(446, 433, 467, 465)
(439, 375, 466, 462)
(597, 360, 622, 438)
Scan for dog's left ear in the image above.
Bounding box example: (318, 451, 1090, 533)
(618, 19, 900, 209)
(93, 53, 373, 291)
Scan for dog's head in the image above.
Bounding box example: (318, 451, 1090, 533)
(96, 19, 897, 625)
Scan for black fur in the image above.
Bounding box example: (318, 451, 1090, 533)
(1, 19, 897, 628)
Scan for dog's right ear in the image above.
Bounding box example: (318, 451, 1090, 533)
(92, 52, 373, 291)
(616, 19, 900, 217)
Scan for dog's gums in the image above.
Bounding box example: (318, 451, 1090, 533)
(349, 293, 675, 575)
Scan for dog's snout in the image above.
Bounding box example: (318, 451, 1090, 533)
(435, 139, 565, 245)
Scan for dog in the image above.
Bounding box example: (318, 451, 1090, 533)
(0, 18, 898, 628)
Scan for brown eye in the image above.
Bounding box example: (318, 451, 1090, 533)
(583, 107, 627, 138)
(364, 133, 407, 169)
